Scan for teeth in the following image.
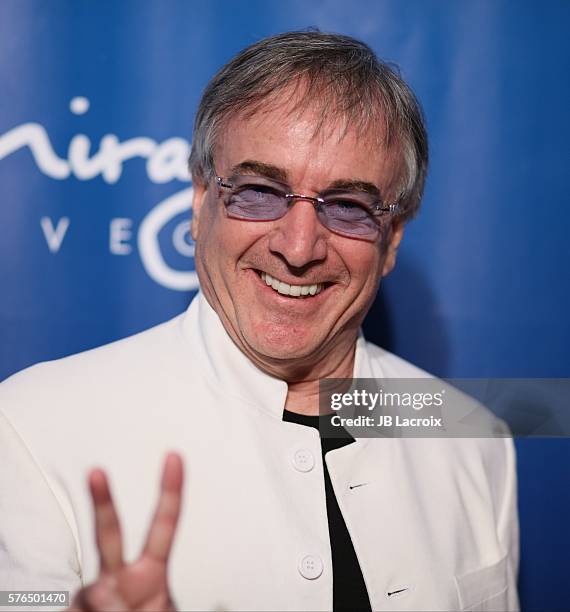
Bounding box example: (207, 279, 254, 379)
(260, 272, 323, 298)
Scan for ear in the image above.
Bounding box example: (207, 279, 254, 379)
(191, 179, 209, 241)
(381, 220, 405, 277)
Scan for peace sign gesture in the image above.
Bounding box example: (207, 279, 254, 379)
(69, 453, 184, 611)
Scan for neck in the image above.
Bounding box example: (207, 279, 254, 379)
(283, 340, 356, 416)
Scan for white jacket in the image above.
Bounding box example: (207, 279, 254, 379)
(0, 293, 519, 611)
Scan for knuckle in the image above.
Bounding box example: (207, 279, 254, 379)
(74, 577, 122, 611)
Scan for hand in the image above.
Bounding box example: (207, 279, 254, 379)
(69, 453, 184, 611)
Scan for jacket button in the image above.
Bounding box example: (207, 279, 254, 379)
(298, 554, 324, 580)
(292, 449, 315, 472)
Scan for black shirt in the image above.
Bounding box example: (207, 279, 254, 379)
(283, 409, 372, 612)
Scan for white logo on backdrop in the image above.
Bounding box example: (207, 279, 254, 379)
(0, 96, 199, 291)
(138, 188, 198, 291)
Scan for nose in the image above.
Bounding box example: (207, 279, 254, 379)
(268, 199, 327, 268)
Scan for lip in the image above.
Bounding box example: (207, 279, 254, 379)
(248, 268, 334, 303)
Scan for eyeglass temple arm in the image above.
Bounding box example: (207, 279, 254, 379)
(215, 176, 233, 189)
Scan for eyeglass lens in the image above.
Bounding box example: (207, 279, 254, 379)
(220, 175, 388, 239)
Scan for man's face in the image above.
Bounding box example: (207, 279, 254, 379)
(191, 99, 404, 370)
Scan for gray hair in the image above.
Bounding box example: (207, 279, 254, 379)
(188, 31, 428, 221)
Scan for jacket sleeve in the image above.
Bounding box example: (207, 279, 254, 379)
(0, 408, 82, 604)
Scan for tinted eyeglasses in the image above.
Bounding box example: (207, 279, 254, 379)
(214, 175, 400, 240)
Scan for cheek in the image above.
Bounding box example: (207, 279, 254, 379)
(198, 210, 267, 276)
(338, 243, 385, 321)
(337, 240, 384, 287)
(195, 201, 232, 278)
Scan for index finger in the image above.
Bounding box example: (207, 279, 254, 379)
(142, 452, 184, 563)
(88, 468, 124, 573)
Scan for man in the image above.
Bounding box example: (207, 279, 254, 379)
(0, 31, 518, 611)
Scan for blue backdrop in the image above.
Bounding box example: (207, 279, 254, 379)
(1, 1, 568, 609)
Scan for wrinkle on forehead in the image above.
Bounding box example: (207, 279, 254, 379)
(262, 85, 386, 148)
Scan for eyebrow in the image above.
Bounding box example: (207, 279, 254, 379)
(229, 160, 288, 182)
(327, 179, 381, 199)
(228, 159, 382, 199)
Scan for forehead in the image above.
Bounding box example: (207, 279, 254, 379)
(214, 98, 403, 197)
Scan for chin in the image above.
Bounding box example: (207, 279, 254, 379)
(245, 321, 324, 362)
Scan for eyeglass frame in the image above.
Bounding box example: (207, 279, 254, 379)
(213, 174, 401, 239)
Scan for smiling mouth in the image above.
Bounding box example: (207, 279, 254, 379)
(259, 271, 325, 298)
